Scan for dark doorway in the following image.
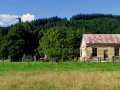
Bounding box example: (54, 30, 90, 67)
(104, 49, 108, 60)
(92, 48, 97, 56)
(114, 47, 119, 56)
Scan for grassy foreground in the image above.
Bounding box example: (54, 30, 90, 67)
(1, 62, 120, 90)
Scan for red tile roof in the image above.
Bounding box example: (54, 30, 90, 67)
(83, 34, 120, 44)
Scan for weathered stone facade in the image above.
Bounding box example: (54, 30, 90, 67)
(86, 46, 117, 61)
(81, 45, 120, 61)
(80, 34, 120, 62)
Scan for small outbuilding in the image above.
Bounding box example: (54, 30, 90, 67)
(80, 34, 120, 62)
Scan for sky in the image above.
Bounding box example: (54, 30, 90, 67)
(0, 0, 120, 26)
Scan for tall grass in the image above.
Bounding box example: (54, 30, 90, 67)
(0, 71, 120, 90)
(0, 62, 120, 90)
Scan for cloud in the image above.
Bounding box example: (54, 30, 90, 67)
(0, 14, 18, 27)
(21, 13, 35, 22)
(0, 22, 4, 26)
(0, 13, 36, 27)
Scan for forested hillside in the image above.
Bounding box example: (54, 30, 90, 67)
(1, 14, 120, 61)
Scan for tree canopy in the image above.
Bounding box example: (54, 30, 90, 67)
(0, 14, 120, 61)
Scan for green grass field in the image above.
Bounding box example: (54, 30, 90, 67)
(1, 61, 120, 90)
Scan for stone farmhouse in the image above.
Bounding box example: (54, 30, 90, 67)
(80, 34, 120, 62)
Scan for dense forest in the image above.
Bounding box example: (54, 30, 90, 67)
(1, 14, 120, 61)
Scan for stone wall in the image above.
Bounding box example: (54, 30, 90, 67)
(86, 47, 92, 60)
(97, 47, 114, 61)
(81, 46, 118, 61)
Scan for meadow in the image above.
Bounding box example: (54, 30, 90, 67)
(1, 61, 120, 90)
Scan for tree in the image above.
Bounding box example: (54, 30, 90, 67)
(38, 26, 83, 61)
(1, 14, 120, 61)
(0, 23, 39, 61)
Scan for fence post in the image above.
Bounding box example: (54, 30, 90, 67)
(98, 57, 99, 62)
(112, 56, 114, 62)
(99, 57, 101, 62)
(84, 57, 85, 62)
